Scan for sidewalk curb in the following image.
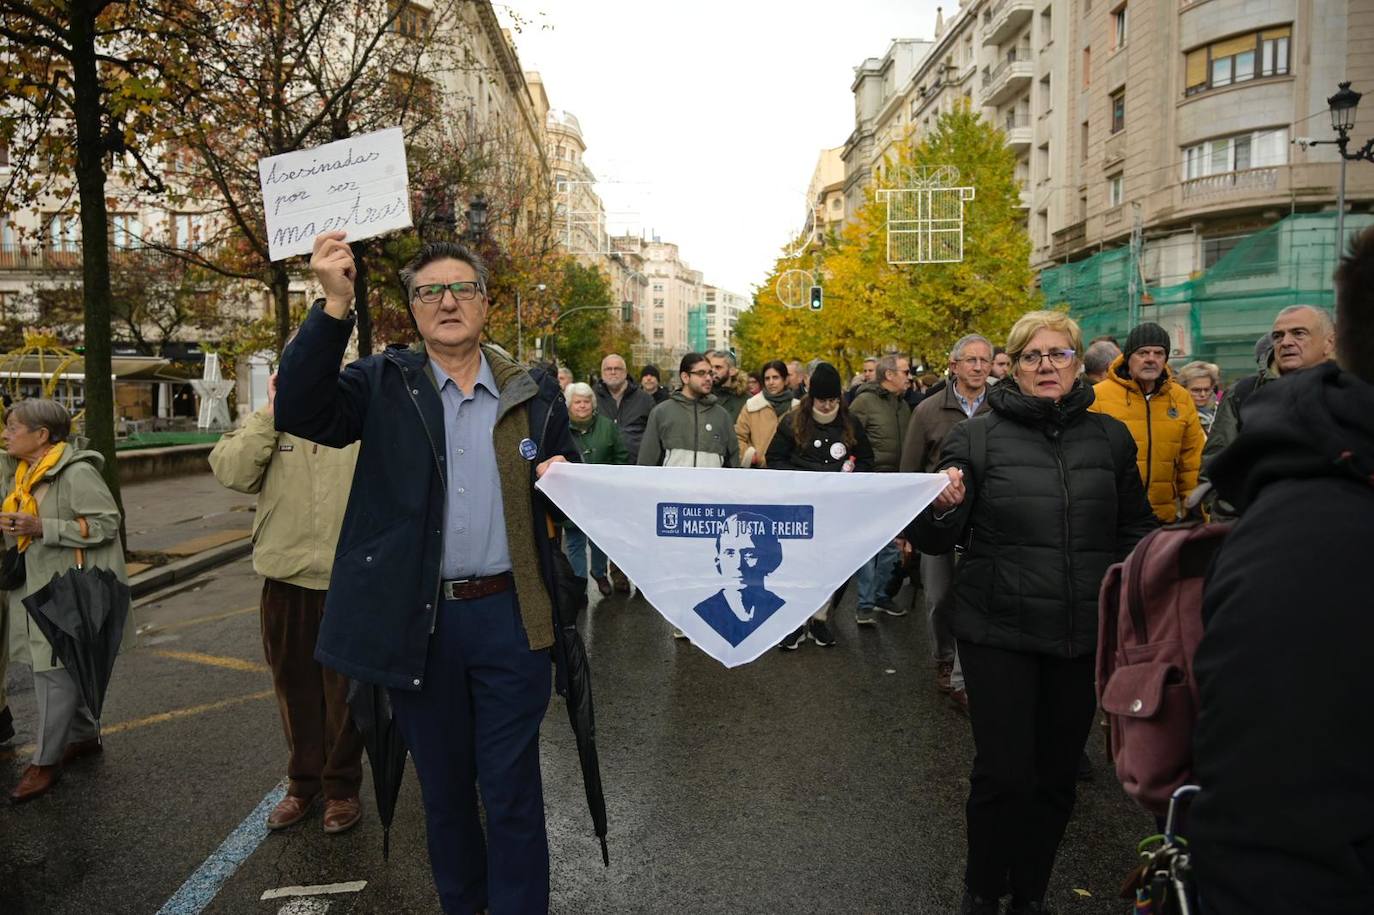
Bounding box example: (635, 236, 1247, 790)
(130, 537, 253, 599)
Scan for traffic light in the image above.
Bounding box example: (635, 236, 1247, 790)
(809, 285, 823, 311)
(621, 301, 634, 323)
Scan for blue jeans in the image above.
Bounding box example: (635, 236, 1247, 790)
(388, 590, 552, 915)
(856, 540, 900, 609)
(563, 526, 607, 579)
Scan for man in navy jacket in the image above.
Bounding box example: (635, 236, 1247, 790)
(275, 230, 579, 915)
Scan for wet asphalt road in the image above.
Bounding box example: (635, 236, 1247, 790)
(1, 557, 1152, 914)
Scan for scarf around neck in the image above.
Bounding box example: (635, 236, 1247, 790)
(3, 442, 66, 552)
(765, 389, 794, 416)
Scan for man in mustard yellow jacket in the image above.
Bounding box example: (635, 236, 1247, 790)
(1089, 322, 1206, 522)
(209, 374, 364, 834)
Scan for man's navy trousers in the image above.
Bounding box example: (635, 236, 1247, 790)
(388, 589, 552, 914)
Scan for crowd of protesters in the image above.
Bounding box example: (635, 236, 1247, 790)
(3, 223, 1369, 915)
(551, 232, 1370, 915)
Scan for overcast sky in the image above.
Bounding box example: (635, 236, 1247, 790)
(497, 0, 945, 296)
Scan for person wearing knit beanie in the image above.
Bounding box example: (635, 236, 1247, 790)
(1123, 321, 1170, 358)
(807, 362, 843, 401)
(1090, 321, 1206, 522)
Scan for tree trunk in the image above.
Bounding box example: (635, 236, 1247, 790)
(352, 240, 372, 356)
(69, 1, 122, 520)
(271, 262, 291, 355)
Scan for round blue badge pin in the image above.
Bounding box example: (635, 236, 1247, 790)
(519, 438, 538, 461)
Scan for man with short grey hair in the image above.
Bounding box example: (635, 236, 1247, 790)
(593, 353, 655, 459)
(1082, 340, 1121, 385)
(1201, 304, 1336, 516)
(277, 232, 580, 912)
(900, 333, 992, 702)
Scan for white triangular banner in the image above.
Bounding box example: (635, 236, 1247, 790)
(536, 463, 949, 667)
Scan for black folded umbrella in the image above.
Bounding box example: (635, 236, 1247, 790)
(23, 565, 131, 720)
(548, 546, 609, 866)
(534, 394, 609, 866)
(347, 680, 408, 861)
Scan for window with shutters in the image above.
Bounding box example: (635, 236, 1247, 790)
(1184, 26, 1290, 97)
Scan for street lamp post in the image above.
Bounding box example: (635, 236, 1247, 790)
(1307, 82, 1374, 258)
(463, 195, 488, 247)
(515, 283, 546, 364)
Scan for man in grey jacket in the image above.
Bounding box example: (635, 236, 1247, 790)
(638, 352, 740, 469)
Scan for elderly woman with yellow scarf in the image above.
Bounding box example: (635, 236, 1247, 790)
(0, 399, 128, 803)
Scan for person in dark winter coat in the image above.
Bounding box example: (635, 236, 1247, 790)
(275, 234, 580, 914)
(914, 310, 1157, 915)
(766, 363, 874, 651)
(849, 353, 914, 624)
(593, 353, 657, 458)
(639, 364, 669, 405)
(1190, 227, 1374, 915)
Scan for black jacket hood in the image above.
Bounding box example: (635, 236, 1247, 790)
(1209, 361, 1374, 512)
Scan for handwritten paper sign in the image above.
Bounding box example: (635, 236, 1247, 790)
(259, 127, 412, 261)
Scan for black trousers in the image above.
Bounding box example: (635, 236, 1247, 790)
(958, 639, 1098, 903)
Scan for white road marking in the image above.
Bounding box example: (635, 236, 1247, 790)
(261, 881, 368, 900)
(277, 900, 331, 915)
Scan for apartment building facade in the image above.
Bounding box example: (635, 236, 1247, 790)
(805, 147, 848, 240)
(700, 285, 750, 354)
(837, 0, 1374, 370)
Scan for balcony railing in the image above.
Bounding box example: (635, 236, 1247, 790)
(1103, 129, 1127, 166)
(983, 0, 1034, 45)
(984, 48, 1033, 87)
(1181, 167, 1280, 201)
(0, 244, 219, 272)
(1004, 112, 1031, 131)
(982, 49, 1033, 105)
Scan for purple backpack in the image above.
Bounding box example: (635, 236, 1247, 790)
(1096, 520, 1231, 817)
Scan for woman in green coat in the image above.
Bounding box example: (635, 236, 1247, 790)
(1, 399, 128, 803)
(563, 382, 629, 595)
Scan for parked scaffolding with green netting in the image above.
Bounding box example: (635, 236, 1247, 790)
(1040, 212, 1369, 380)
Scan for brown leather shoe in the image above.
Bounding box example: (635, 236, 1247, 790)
(10, 764, 59, 804)
(61, 737, 103, 766)
(323, 796, 362, 834)
(266, 793, 317, 830)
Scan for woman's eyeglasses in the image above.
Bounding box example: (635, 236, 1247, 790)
(1017, 349, 1076, 369)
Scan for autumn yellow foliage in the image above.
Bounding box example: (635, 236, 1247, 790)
(736, 104, 1041, 376)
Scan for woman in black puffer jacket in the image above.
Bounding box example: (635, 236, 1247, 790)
(766, 362, 873, 650)
(915, 310, 1157, 915)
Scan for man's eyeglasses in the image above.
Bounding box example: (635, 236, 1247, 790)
(1017, 349, 1076, 369)
(686, 369, 712, 378)
(413, 281, 484, 305)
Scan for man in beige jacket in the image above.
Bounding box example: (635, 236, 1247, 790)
(209, 374, 364, 834)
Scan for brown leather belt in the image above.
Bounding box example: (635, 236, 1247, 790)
(441, 572, 513, 601)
